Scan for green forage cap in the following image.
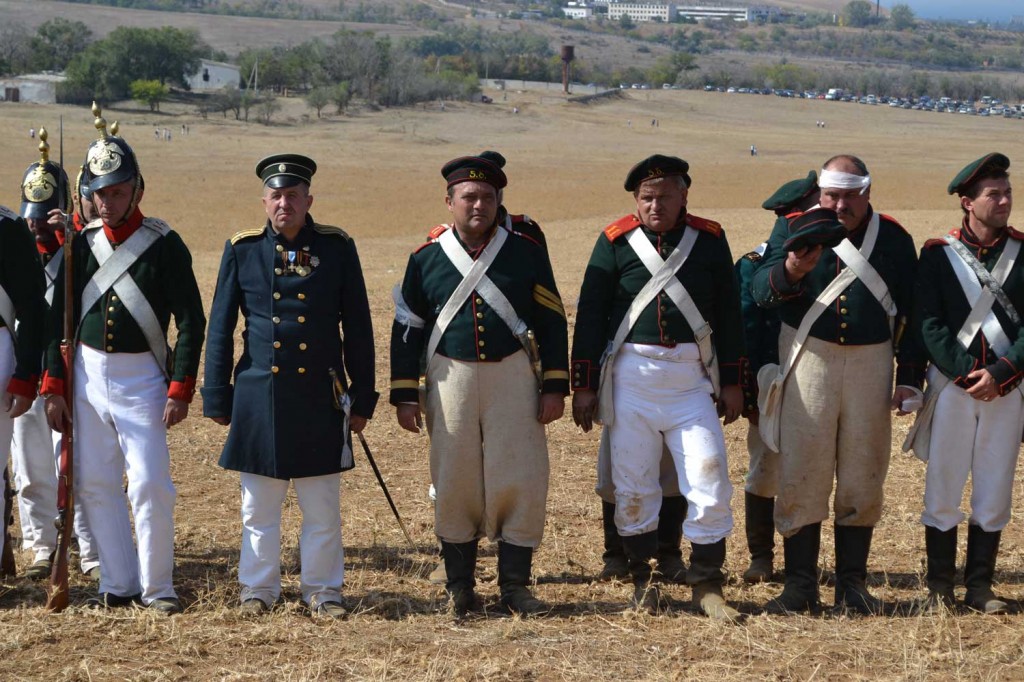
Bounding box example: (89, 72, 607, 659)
(948, 153, 1010, 196)
(762, 170, 818, 213)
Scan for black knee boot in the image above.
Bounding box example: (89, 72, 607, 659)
(765, 523, 820, 614)
(964, 524, 1006, 614)
(834, 525, 882, 614)
(441, 540, 478, 616)
(621, 531, 659, 613)
(689, 539, 742, 622)
(498, 542, 548, 616)
(921, 525, 957, 612)
(743, 492, 775, 583)
(599, 501, 629, 580)
(656, 496, 688, 583)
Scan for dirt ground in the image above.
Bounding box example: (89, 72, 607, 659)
(2, 88, 1024, 680)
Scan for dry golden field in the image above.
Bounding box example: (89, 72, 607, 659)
(2, 88, 1024, 680)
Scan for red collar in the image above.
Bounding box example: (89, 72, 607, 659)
(104, 208, 145, 245)
(960, 217, 1006, 248)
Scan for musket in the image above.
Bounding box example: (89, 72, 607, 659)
(329, 368, 415, 549)
(46, 115, 74, 612)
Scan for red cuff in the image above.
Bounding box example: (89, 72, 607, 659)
(167, 377, 197, 403)
(40, 373, 64, 397)
(6, 376, 38, 400)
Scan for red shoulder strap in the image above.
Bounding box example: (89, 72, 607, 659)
(880, 213, 910, 235)
(1006, 226, 1024, 241)
(686, 212, 723, 237)
(924, 228, 959, 249)
(426, 223, 449, 239)
(603, 215, 641, 241)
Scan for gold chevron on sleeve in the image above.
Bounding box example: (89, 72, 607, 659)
(543, 370, 570, 381)
(390, 379, 420, 390)
(533, 284, 566, 318)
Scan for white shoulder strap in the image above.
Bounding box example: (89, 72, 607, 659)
(83, 226, 169, 378)
(945, 237, 1020, 356)
(831, 213, 896, 331)
(0, 285, 16, 344)
(44, 246, 62, 306)
(424, 227, 509, 365)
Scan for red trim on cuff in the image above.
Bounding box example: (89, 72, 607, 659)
(40, 374, 65, 397)
(6, 376, 38, 399)
(168, 377, 197, 403)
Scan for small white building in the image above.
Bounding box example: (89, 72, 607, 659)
(563, 3, 595, 19)
(187, 59, 240, 91)
(0, 73, 66, 104)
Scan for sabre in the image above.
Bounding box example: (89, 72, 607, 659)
(329, 368, 416, 549)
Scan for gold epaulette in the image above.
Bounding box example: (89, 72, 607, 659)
(313, 224, 351, 240)
(603, 215, 641, 241)
(686, 213, 723, 237)
(230, 227, 264, 245)
(741, 251, 763, 263)
(427, 224, 449, 239)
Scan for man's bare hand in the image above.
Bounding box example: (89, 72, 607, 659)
(891, 385, 918, 415)
(46, 207, 68, 230)
(163, 398, 189, 428)
(350, 415, 367, 434)
(3, 393, 31, 419)
(537, 393, 565, 425)
(572, 389, 598, 433)
(718, 385, 743, 425)
(44, 395, 70, 432)
(209, 416, 231, 426)
(784, 245, 823, 284)
(396, 404, 422, 433)
(965, 368, 999, 402)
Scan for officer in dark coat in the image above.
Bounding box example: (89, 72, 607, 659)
(203, 154, 378, 619)
(735, 171, 818, 584)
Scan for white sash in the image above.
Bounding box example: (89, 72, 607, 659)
(625, 227, 719, 397)
(44, 246, 62, 307)
(82, 221, 169, 378)
(0, 285, 15, 344)
(596, 227, 698, 426)
(424, 227, 518, 367)
(757, 214, 883, 451)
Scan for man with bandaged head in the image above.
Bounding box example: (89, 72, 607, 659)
(751, 155, 923, 614)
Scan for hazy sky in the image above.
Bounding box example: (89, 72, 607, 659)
(886, 1, 1019, 21)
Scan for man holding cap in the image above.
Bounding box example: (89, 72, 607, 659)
(390, 153, 568, 617)
(204, 154, 378, 619)
(751, 155, 923, 614)
(43, 108, 206, 614)
(571, 154, 745, 620)
(909, 153, 1022, 614)
(734, 170, 819, 584)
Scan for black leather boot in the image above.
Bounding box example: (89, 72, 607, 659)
(919, 525, 957, 613)
(498, 542, 548, 616)
(834, 525, 882, 615)
(599, 501, 629, 580)
(964, 525, 1006, 614)
(765, 523, 820, 614)
(689, 539, 742, 622)
(742, 492, 776, 583)
(622, 531, 660, 613)
(656, 496, 688, 584)
(441, 540, 479, 616)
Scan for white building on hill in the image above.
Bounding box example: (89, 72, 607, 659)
(186, 59, 240, 91)
(677, 5, 780, 22)
(607, 2, 678, 22)
(0, 73, 66, 104)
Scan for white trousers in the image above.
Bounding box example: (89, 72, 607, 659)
(239, 472, 344, 606)
(608, 343, 733, 544)
(75, 345, 175, 604)
(594, 430, 680, 503)
(11, 397, 99, 570)
(922, 381, 1024, 532)
(0, 330, 15, 563)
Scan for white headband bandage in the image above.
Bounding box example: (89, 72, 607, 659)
(819, 169, 871, 195)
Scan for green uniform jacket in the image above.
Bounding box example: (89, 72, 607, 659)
(0, 207, 47, 397)
(390, 223, 569, 405)
(42, 209, 206, 401)
(736, 245, 780, 413)
(915, 222, 1024, 395)
(571, 213, 746, 392)
(751, 209, 925, 387)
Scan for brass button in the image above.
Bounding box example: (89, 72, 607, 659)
(276, 244, 284, 252)
(108, 306, 115, 312)
(475, 298, 483, 305)
(298, 367, 306, 374)
(840, 308, 848, 315)
(476, 312, 484, 319)
(111, 295, 118, 302)
(273, 292, 281, 300)
(271, 366, 279, 374)
(273, 341, 281, 349)
(106, 346, 113, 352)
(981, 249, 988, 256)
(107, 319, 114, 327)
(107, 333, 114, 340)
(273, 316, 281, 324)
(659, 320, 667, 327)
(299, 343, 307, 351)
(274, 268, 283, 275)
(478, 340, 485, 347)
(479, 353, 487, 360)
(298, 293, 306, 300)
(298, 316, 306, 323)
(839, 337, 846, 343)
(477, 325, 485, 332)
(841, 322, 848, 329)
(840, 295, 847, 302)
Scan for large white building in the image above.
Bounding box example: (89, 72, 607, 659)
(677, 5, 780, 22)
(607, 2, 678, 22)
(0, 73, 66, 104)
(186, 59, 240, 91)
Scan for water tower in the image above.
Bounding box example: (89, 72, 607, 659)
(561, 45, 575, 94)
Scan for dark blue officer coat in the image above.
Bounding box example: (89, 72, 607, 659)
(202, 215, 379, 480)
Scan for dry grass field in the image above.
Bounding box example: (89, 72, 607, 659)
(2, 87, 1024, 680)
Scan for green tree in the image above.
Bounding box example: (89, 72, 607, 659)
(843, 1, 873, 28)
(889, 4, 915, 31)
(130, 79, 169, 112)
(331, 82, 351, 114)
(619, 13, 635, 30)
(306, 86, 331, 118)
(258, 95, 281, 125)
(30, 18, 92, 72)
